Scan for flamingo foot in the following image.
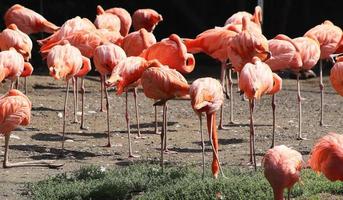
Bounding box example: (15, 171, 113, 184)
(154, 130, 161, 135)
(296, 136, 308, 141)
(319, 122, 330, 127)
(72, 119, 79, 124)
(163, 149, 178, 154)
(218, 124, 230, 130)
(128, 154, 141, 158)
(99, 108, 107, 112)
(134, 136, 147, 139)
(80, 126, 89, 130)
(104, 142, 113, 147)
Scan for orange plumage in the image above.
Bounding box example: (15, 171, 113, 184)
(308, 132, 343, 181)
(132, 9, 163, 32)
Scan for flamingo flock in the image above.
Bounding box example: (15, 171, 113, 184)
(0, 3, 343, 200)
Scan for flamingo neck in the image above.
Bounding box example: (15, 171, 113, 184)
(206, 112, 219, 178)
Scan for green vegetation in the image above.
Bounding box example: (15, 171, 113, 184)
(28, 163, 343, 200)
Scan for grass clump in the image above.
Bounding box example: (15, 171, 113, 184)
(28, 164, 343, 200)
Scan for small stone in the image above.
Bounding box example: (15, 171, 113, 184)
(65, 139, 74, 143)
(10, 134, 20, 140)
(88, 110, 97, 114)
(57, 112, 63, 118)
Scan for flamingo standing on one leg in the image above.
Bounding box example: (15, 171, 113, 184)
(4, 4, 59, 34)
(189, 77, 224, 178)
(0, 89, 62, 168)
(304, 20, 343, 126)
(46, 43, 91, 152)
(0, 48, 33, 90)
(140, 66, 190, 171)
(265, 34, 303, 147)
(93, 43, 126, 146)
(105, 57, 163, 156)
(292, 36, 321, 140)
(263, 145, 303, 200)
(308, 132, 343, 181)
(239, 57, 282, 170)
(0, 24, 33, 94)
(132, 9, 163, 32)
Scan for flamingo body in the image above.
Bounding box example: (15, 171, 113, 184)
(132, 9, 163, 32)
(122, 28, 156, 56)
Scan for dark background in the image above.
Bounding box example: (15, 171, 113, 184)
(0, 0, 341, 77)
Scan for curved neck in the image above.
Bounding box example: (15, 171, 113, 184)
(21, 62, 33, 77)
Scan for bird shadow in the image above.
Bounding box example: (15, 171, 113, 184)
(167, 146, 213, 153)
(33, 83, 64, 90)
(14, 127, 40, 131)
(222, 123, 272, 127)
(9, 144, 98, 160)
(31, 133, 73, 141)
(191, 138, 244, 146)
(67, 132, 107, 139)
(32, 106, 63, 112)
(130, 121, 178, 129)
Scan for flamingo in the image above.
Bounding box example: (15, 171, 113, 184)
(0, 48, 33, 90)
(105, 57, 163, 156)
(184, 26, 239, 128)
(292, 36, 321, 140)
(140, 66, 190, 171)
(0, 24, 33, 94)
(4, 4, 59, 34)
(189, 77, 224, 178)
(330, 54, 343, 96)
(140, 33, 195, 133)
(46, 43, 91, 152)
(224, 6, 262, 27)
(239, 57, 282, 170)
(97, 5, 131, 37)
(94, 6, 121, 32)
(37, 16, 96, 46)
(263, 145, 303, 200)
(265, 34, 303, 147)
(0, 89, 62, 168)
(308, 132, 343, 181)
(93, 43, 126, 146)
(121, 28, 157, 57)
(132, 9, 163, 32)
(304, 20, 343, 126)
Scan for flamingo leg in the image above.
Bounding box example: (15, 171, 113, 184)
(249, 99, 257, 170)
(80, 78, 87, 130)
(227, 66, 235, 124)
(24, 77, 28, 94)
(297, 74, 307, 140)
(72, 77, 78, 123)
(3, 134, 63, 168)
(271, 94, 276, 148)
(133, 88, 142, 138)
(154, 101, 160, 134)
(219, 62, 229, 130)
(104, 79, 112, 147)
(62, 80, 70, 152)
(100, 75, 105, 112)
(15, 77, 19, 90)
(10, 81, 14, 90)
(199, 114, 205, 179)
(287, 188, 291, 200)
(160, 102, 167, 172)
(126, 90, 140, 158)
(319, 60, 325, 126)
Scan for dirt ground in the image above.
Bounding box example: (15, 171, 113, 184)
(1, 74, 343, 200)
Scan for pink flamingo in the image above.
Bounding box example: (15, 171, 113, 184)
(304, 20, 343, 126)
(1, 89, 62, 168)
(46, 43, 91, 151)
(132, 9, 163, 32)
(0, 24, 33, 94)
(93, 43, 126, 146)
(105, 57, 163, 156)
(239, 57, 282, 170)
(263, 145, 303, 200)
(140, 66, 190, 170)
(190, 77, 224, 178)
(4, 4, 59, 34)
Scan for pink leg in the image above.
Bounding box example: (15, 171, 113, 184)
(271, 94, 276, 148)
(100, 75, 106, 112)
(296, 74, 307, 140)
(126, 91, 140, 158)
(219, 62, 229, 130)
(249, 99, 257, 171)
(133, 88, 142, 138)
(62, 80, 70, 153)
(80, 78, 87, 130)
(72, 77, 79, 123)
(154, 102, 160, 134)
(104, 80, 112, 147)
(24, 77, 28, 94)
